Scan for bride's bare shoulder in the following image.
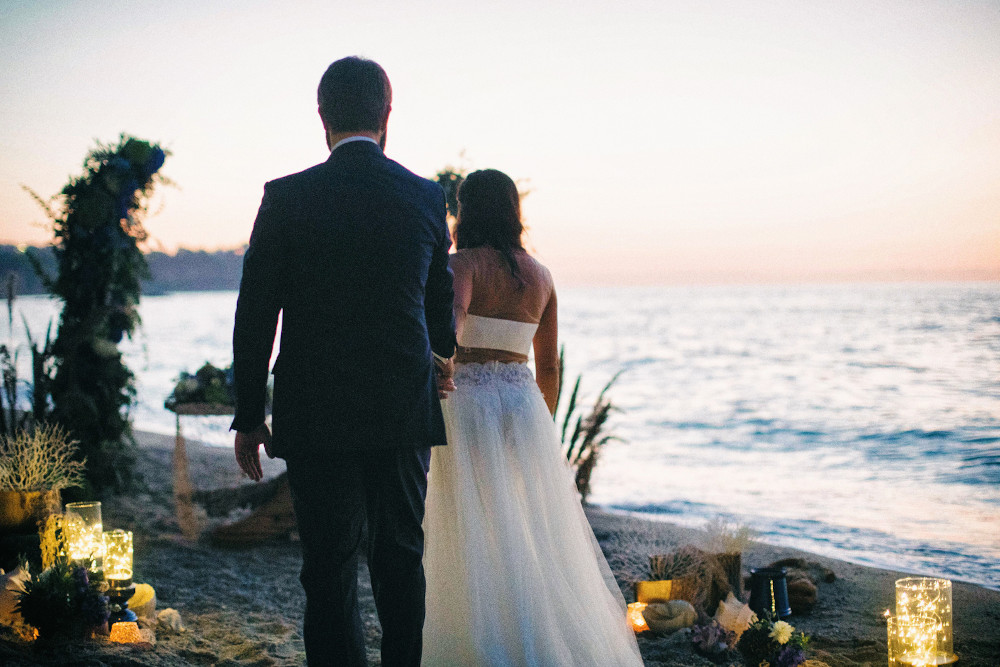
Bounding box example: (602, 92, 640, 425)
(450, 247, 502, 273)
(520, 252, 554, 289)
(449, 248, 479, 271)
(450, 247, 491, 263)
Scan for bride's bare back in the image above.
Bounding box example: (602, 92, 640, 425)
(450, 246, 560, 412)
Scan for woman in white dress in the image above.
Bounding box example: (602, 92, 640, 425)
(422, 169, 643, 666)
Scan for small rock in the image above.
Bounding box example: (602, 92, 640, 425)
(157, 608, 185, 634)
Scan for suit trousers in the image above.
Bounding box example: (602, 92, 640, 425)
(286, 445, 432, 667)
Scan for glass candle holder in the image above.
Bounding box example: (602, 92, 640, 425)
(895, 577, 956, 664)
(887, 614, 939, 667)
(103, 529, 133, 589)
(64, 501, 103, 572)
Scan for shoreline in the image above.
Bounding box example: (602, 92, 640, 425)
(131, 423, 1000, 593)
(1, 430, 998, 666)
(597, 506, 1000, 594)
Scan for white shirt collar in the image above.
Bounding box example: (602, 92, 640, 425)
(331, 136, 379, 152)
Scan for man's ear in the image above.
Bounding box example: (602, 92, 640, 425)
(379, 108, 391, 149)
(319, 107, 331, 149)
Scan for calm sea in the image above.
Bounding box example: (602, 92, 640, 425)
(7, 283, 999, 590)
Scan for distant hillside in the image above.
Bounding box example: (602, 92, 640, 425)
(144, 248, 244, 293)
(0, 245, 245, 295)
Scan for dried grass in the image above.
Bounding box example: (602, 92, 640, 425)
(701, 515, 758, 555)
(0, 424, 86, 492)
(39, 513, 72, 570)
(599, 517, 682, 591)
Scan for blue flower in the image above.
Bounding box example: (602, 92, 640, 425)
(72, 566, 90, 593)
(143, 146, 166, 176)
(773, 646, 806, 667)
(115, 179, 139, 219)
(108, 156, 132, 173)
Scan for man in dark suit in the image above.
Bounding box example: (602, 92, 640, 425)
(231, 56, 456, 666)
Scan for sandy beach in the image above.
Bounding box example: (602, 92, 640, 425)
(1, 430, 998, 666)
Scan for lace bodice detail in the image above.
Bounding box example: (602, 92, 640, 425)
(458, 314, 538, 356)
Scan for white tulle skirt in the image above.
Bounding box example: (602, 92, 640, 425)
(422, 362, 643, 666)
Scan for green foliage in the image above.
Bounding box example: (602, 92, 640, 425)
(736, 617, 809, 667)
(28, 134, 168, 494)
(554, 346, 624, 504)
(0, 343, 24, 438)
(24, 314, 54, 422)
(1, 277, 51, 437)
(433, 159, 532, 226)
(15, 559, 110, 640)
(434, 165, 465, 221)
(165, 361, 237, 409)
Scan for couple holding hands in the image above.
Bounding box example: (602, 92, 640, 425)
(231, 56, 642, 667)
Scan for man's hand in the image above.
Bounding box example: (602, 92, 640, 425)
(235, 423, 273, 482)
(434, 355, 456, 399)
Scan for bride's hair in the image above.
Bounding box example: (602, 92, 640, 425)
(455, 169, 525, 287)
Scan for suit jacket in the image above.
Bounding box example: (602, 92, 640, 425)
(231, 140, 457, 457)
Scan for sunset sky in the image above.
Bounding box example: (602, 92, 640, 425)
(1, 0, 998, 284)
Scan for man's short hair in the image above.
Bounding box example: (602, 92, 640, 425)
(317, 56, 392, 133)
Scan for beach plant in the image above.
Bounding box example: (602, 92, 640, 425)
(25, 135, 169, 493)
(0, 341, 21, 438)
(0, 278, 54, 438)
(555, 347, 624, 504)
(1, 275, 25, 438)
(649, 547, 701, 581)
(38, 513, 74, 570)
(702, 515, 758, 554)
(0, 424, 85, 492)
(599, 517, 681, 593)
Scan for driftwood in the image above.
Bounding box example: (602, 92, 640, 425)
(207, 474, 297, 547)
(193, 473, 289, 517)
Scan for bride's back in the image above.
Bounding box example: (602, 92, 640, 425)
(451, 246, 553, 325)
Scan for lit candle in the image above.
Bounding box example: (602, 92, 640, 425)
(103, 529, 133, 589)
(109, 621, 143, 643)
(894, 577, 956, 665)
(64, 501, 103, 572)
(627, 602, 649, 633)
(887, 614, 939, 667)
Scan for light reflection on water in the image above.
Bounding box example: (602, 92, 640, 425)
(556, 283, 999, 589)
(6, 283, 999, 589)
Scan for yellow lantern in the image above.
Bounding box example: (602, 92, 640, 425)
(627, 602, 649, 633)
(895, 577, 957, 665)
(635, 580, 672, 603)
(64, 501, 103, 572)
(886, 614, 939, 667)
(103, 529, 133, 589)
